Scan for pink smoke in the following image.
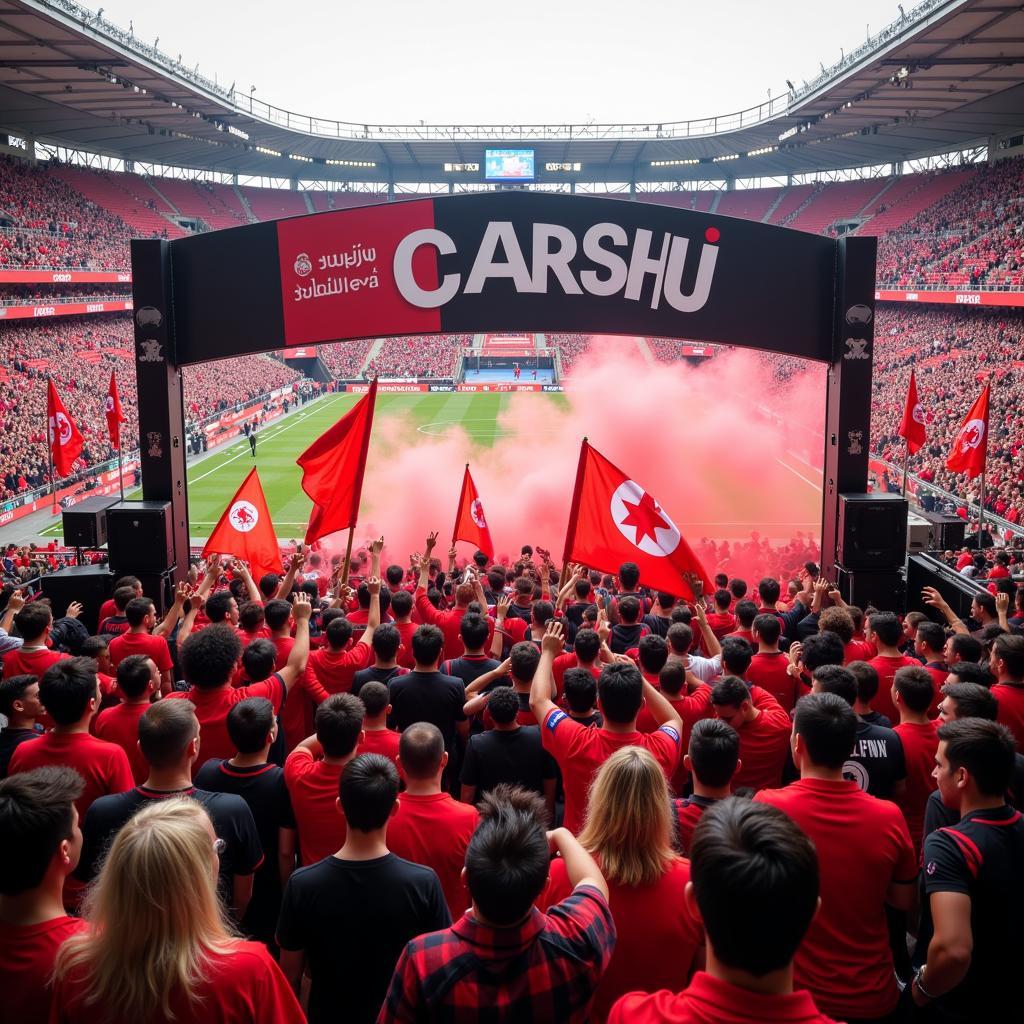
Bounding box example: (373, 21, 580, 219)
(349, 339, 826, 584)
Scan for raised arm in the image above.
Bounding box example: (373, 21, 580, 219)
(154, 581, 189, 638)
(277, 593, 312, 690)
(529, 619, 564, 726)
(691, 600, 722, 660)
(194, 554, 221, 602)
(361, 575, 381, 645)
(547, 827, 608, 901)
(275, 549, 305, 600)
(640, 679, 683, 734)
(369, 536, 384, 582)
(922, 587, 969, 635)
(0, 588, 25, 635)
(232, 559, 263, 605)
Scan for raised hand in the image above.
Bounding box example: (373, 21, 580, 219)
(292, 592, 313, 620)
(369, 536, 384, 557)
(7, 589, 25, 613)
(367, 575, 382, 596)
(541, 618, 564, 655)
(424, 531, 438, 554)
(65, 601, 84, 620)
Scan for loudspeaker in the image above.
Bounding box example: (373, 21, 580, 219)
(838, 493, 908, 570)
(40, 565, 113, 635)
(835, 565, 906, 614)
(920, 511, 966, 552)
(906, 554, 984, 625)
(106, 501, 174, 574)
(62, 496, 118, 548)
(136, 567, 177, 619)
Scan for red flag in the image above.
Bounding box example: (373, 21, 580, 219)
(46, 379, 84, 478)
(897, 370, 926, 455)
(946, 384, 990, 479)
(296, 379, 377, 545)
(563, 440, 711, 601)
(452, 465, 494, 559)
(105, 370, 126, 451)
(202, 468, 281, 584)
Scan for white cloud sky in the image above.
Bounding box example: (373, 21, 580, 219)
(96, 0, 906, 124)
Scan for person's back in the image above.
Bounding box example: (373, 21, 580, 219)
(891, 666, 940, 856)
(93, 655, 158, 785)
(754, 694, 916, 1021)
(709, 677, 790, 793)
(277, 754, 451, 1024)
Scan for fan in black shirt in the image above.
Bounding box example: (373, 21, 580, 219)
(0, 675, 43, 778)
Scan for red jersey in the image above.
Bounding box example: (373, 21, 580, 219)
(754, 778, 916, 1020)
(674, 794, 720, 855)
(541, 707, 681, 834)
(393, 621, 417, 668)
(0, 915, 87, 1024)
(844, 638, 876, 663)
(868, 654, 922, 723)
(541, 855, 701, 1023)
(724, 628, 754, 645)
(283, 747, 346, 865)
(387, 791, 479, 919)
(893, 720, 940, 857)
(51, 939, 304, 1024)
(607, 971, 839, 1024)
(636, 687, 712, 793)
(271, 636, 329, 753)
(357, 727, 401, 768)
(704, 611, 736, 639)
(415, 589, 494, 657)
(728, 686, 792, 793)
(552, 652, 602, 697)
(308, 643, 373, 695)
(108, 631, 173, 673)
(992, 681, 1024, 749)
(1, 646, 68, 679)
(97, 597, 117, 623)
(93, 702, 150, 784)
(745, 652, 799, 712)
(164, 676, 284, 773)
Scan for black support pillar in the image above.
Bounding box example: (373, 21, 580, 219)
(821, 235, 877, 581)
(130, 238, 189, 585)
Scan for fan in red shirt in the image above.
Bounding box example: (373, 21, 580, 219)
(913, 621, 948, 709)
(387, 722, 479, 918)
(308, 615, 376, 697)
(353, 682, 401, 768)
(703, 589, 736, 640)
(709, 678, 791, 793)
(1, 601, 69, 681)
(989, 633, 1024, 749)
(539, 746, 702, 1022)
(49, 799, 304, 1024)
(107, 597, 175, 694)
(0, 766, 88, 1024)
(389, 590, 418, 668)
(96, 575, 143, 626)
(165, 594, 313, 770)
(93, 656, 160, 785)
(754, 693, 917, 1022)
(892, 666, 940, 857)
(532, 621, 683, 835)
(284, 692, 365, 865)
(723, 598, 757, 646)
(746, 613, 800, 711)
(866, 611, 922, 724)
(236, 600, 272, 647)
(608, 799, 837, 1024)
(674, 718, 740, 854)
(551, 628, 603, 695)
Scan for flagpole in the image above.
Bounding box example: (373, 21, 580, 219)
(340, 527, 356, 587)
(902, 442, 909, 498)
(45, 376, 58, 516)
(453, 464, 469, 549)
(116, 446, 125, 502)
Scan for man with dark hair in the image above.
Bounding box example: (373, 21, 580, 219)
(2, 602, 69, 681)
(552, 627, 602, 695)
(167, 593, 313, 768)
(355, 681, 400, 767)
(278, 754, 450, 1024)
(0, 674, 42, 777)
(413, 539, 494, 657)
(915, 621, 949, 696)
(461, 687, 558, 813)
(195, 696, 297, 944)
(389, 722, 479, 917)
(892, 665, 939, 856)
(389, 588, 417, 668)
(0, 766, 86, 1024)
(989, 632, 1024, 747)
(308, 580, 380, 698)
(913, 719, 1024, 1019)
(609, 799, 833, 1024)
(704, 589, 736, 640)
(944, 661, 992, 688)
(205, 589, 240, 627)
(93, 655, 159, 784)
(709, 676, 790, 793)
(389, 625, 467, 771)
(755, 694, 916, 1022)
(718, 636, 752, 681)
(107, 597, 174, 695)
(943, 631, 982, 668)
(868, 611, 924, 724)
(97, 575, 141, 625)
(562, 667, 603, 727)
(846, 660, 891, 726)
(285, 692, 366, 866)
(674, 719, 740, 853)
(78, 699, 262, 919)
(381, 785, 613, 1022)
(756, 575, 811, 638)
(97, 584, 136, 637)
(533, 621, 682, 834)
(642, 591, 677, 638)
(351, 622, 408, 696)
(439, 613, 500, 693)
(609, 595, 649, 654)
(725, 599, 757, 645)
(745, 612, 795, 710)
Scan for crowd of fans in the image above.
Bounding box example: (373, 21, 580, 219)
(547, 333, 590, 374)
(0, 537, 1020, 1023)
(364, 335, 471, 379)
(318, 339, 375, 379)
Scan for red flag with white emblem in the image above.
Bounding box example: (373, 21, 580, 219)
(562, 439, 711, 600)
(202, 468, 281, 584)
(945, 384, 989, 480)
(897, 370, 926, 455)
(105, 370, 126, 451)
(452, 465, 493, 559)
(46, 379, 84, 478)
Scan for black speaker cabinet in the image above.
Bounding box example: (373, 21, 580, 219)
(920, 511, 966, 552)
(62, 496, 119, 548)
(838, 493, 908, 570)
(40, 565, 113, 635)
(136, 568, 177, 619)
(106, 501, 174, 575)
(835, 565, 906, 614)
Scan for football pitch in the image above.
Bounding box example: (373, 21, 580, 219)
(43, 391, 561, 543)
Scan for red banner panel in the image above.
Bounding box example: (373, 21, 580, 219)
(0, 300, 133, 321)
(874, 289, 1024, 308)
(0, 269, 131, 284)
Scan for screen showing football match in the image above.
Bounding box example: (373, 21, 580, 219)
(484, 148, 536, 181)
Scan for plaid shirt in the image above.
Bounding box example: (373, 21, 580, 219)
(377, 884, 615, 1023)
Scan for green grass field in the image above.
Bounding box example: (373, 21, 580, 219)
(43, 391, 559, 542)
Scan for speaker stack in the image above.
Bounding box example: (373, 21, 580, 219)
(834, 493, 908, 612)
(61, 496, 119, 549)
(105, 501, 176, 615)
(40, 564, 113, 635)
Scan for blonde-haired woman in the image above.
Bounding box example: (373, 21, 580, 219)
(539, 746, 703, 1022)
(51, 799, 304, 1024)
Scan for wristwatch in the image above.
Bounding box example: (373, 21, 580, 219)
(913, 966, 936, 1002)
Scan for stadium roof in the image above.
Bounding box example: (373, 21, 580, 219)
(0, 0, 1023, 184)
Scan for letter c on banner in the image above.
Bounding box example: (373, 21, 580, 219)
(393, 228, 460, 308)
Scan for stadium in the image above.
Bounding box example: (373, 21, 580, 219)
(0, 1, 1023, 1022)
